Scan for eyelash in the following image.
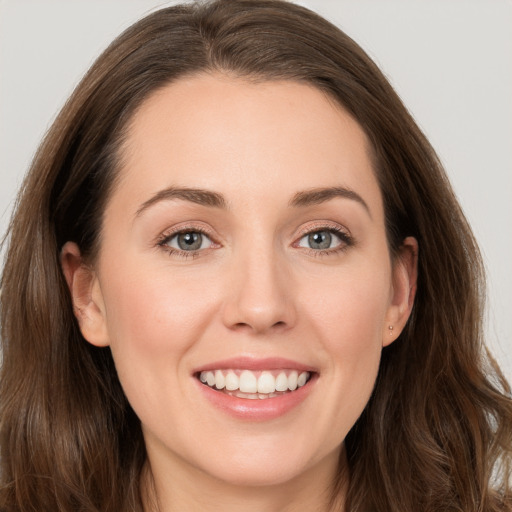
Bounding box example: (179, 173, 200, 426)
(156, 223, 354, 259)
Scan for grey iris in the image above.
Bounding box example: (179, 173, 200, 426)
(177, 232, 202, 250)
(309, 231, 332, 249)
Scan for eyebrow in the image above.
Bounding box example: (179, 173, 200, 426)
(135, 187, 227, 217)
(135, 185, 371, 218)
(290, 186, 371, 217)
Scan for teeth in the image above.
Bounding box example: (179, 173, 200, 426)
(297, 371, 308, 387)
(257, 372, 275, 394)
(239, 370, 258, 393)
(225, 372, 239, 391)
(206, 371, 215, 387)
(288, 371, 298, 391)
(214, 370, 225, 390)
(275, 372, 288, 392)
(199, 369, 311, 396)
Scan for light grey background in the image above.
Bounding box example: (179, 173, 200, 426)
(1, 0, 511, 380)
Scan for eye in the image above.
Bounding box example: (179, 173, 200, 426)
(297, 229, 347, 251)
(163, 230, 213, 251)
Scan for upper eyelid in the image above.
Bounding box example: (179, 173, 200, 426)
(295, 221, 351, 238)
(157, 222, 217, 242)
(160, 229, 213, 244)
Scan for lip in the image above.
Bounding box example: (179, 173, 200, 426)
(193, 357, 318, 421)
(193, 356, 317, 373)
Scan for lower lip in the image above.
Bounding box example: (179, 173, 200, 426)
(195, 375, 317, 421)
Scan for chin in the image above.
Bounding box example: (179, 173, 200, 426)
(201, 459, 312, 488)
(189, 437, 340, 489)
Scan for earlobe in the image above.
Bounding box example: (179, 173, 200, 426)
(60, 242, 110, 347)
(383, 236, 418, 347)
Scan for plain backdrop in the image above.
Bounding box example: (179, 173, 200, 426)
(0, 0, 511, 380)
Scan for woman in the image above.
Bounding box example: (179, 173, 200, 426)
(1, 0, 511, 510)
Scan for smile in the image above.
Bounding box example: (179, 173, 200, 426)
(198, 369, 311, 399)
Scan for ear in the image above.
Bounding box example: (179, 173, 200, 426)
(383, 236, 418, 347)
(60, 241, 110, 347)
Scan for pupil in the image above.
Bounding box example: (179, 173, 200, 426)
(178, 232, 202, 250)
(309, 231, 331, 250)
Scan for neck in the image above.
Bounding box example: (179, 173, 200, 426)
(142, 448, 347, 512)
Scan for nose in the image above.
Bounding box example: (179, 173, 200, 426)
(221, 247, 297, 334)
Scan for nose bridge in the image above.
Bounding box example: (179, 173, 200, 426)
(222, 236, 296, 333)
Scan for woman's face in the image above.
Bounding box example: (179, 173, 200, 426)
(65, 74, 416, 491)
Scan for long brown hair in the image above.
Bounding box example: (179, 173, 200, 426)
(1, 1, 511, 510)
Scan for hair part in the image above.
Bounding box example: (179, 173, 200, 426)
(1, 1, 511, 510)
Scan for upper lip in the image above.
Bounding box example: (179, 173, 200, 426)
(193, 356, 317, 374)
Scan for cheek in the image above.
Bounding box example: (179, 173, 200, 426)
(305, 261, 390, 347)
(103, 262, 212, 344)
(302, 265, 390, 421)
(99, 262, 219, 394)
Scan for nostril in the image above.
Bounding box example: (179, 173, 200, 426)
(230, 320, 287, 333)
(233, 322, 251, 330)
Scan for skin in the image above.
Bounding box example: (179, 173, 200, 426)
(62, 74, 417, 512)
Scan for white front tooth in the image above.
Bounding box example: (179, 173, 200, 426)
(275, 372, 288, 392)
(200, 371, 208, 383)
(239, 370, 258, 393)
(257, 372, 276, 394)
(214, 370, 225, 389)
(288, 371, 298, 391)
(225, 371, 239, 391)
(206, 371, 215, 387)
(297, 371, 309, 387)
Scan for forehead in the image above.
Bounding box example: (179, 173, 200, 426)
(112, 73, 383, 218)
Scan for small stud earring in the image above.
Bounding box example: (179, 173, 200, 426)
(388, 325, 394, 335)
